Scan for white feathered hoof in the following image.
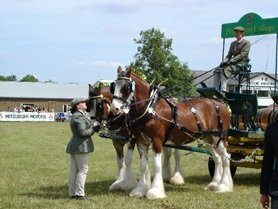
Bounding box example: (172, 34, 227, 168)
(204, 182, 219, 191)
(109, 178, 137, 192)
(146, 188, 166, 199)
(109, 180, 123, 191)
(121, 178, 137, 192)
(169, 172, 184, 185)
(214, 183, 233, 193)
(129, 186, 148, 197)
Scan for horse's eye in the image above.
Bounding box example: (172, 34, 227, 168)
(124, 82, 134, 93)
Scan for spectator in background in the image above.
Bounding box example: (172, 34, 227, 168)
(66, 98, 100, 200)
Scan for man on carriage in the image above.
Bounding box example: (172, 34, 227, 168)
(213, 26, 251, 92)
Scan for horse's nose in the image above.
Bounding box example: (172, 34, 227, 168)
(110, 105, 121, 115)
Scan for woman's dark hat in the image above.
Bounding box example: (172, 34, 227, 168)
(70, 98, 87, 108)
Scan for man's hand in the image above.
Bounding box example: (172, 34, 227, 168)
(260, 194, 269, 209)
(219, 61, 228, 67)
(219, 60, 232, 67)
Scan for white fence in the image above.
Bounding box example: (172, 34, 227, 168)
(0, 112, 55, 122)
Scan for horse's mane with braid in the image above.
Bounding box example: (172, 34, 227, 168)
(126, 68, 150, 88)
(127, 68, 147, 80)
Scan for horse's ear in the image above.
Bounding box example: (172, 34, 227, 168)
(89, 84, 93, 91)
(126, 68, 132, 77)
(89, 84, 97, 97)
(89, 84, 94, 96)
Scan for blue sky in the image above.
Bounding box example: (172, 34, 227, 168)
(0, 0, 277, 84)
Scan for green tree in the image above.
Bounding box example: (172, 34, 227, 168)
(0, 74, 17, 81)
(20, 74, 39, 82)
(130, 28, 195, 98)
(0, 75, 7, 81)
(6, 75, 17, 81)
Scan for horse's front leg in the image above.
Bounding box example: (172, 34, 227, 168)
(146, 139, 166, 199)
(120, 141, 137, 192)
(216, 140, 234, 192)
(109, 140, 137, 192)
(205, 141, 223, 191)
(129, 142, 151, 197)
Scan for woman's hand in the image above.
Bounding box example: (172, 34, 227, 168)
(260, 194, 269, 209)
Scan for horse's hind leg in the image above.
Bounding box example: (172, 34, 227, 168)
(205, 137, 223, 191)
(169, 149, 184, 185)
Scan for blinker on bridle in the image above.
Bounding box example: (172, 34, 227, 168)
(112, 77, 134, 104)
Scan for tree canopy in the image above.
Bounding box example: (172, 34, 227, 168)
(129, 28, 195, 98)
(20, 74, 39, 82)
(0, 74, 17, 81)
(0, 74, 39, 82)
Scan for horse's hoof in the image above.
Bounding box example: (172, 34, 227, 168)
(204, 182, 219, 191)
(214, 183, 233, 193)
(121, 179, 137, 192)
(146, 188, 166, 199)
(129, 187, 147, 197)
(110, 178, 137, 192)
(169, 172, 184, 185)
(109, 180, 123, 191)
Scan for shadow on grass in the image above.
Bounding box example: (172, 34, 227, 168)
(233, 172, 260, 186)
(19, 172, 260, 199)
(184, 171, 260, 187)
(19, 179, 128, 200)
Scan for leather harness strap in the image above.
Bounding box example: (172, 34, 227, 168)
(163, 98, 227, 144)
(186, 100, 202, 132)
(163, 99, 177, 144)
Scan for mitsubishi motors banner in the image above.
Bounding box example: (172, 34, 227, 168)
(0, 112, 55, 122)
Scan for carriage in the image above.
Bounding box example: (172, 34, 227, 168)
(88, 13, 278, 199)
(165, 12, 278, 177)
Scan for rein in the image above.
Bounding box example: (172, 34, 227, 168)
(128, 87, 159, 123)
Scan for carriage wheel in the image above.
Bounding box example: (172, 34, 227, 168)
(208, 156, 237, 178)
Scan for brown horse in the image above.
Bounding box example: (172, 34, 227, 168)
(256, 104, 278, 131)
(88, 84, 185, 194)
(110, 69, 233, 199)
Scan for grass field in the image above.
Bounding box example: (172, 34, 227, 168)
(0, 122, 262, 209)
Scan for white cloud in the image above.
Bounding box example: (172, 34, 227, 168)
(73, 59, 124, 69)
(93, 60, 124, 68)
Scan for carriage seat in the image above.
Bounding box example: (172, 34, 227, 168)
(196, 87, 226, 101)
(233, 63, 251, 77)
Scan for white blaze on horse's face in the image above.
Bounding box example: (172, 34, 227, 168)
(110, 78, 128, 116)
